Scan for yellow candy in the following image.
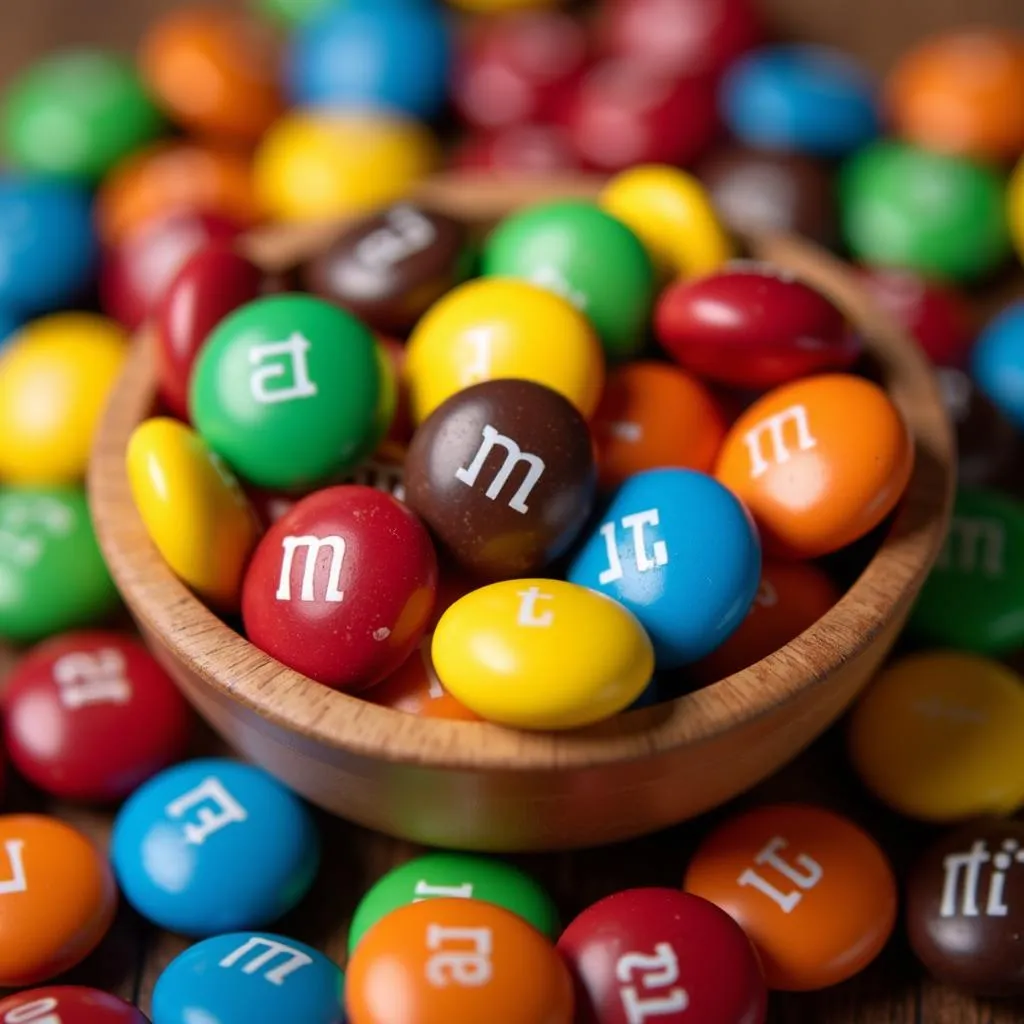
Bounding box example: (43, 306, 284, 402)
(847, 651, 1024, 822)
(1009, 155, 1024, 264)
(253, 111, 439, 223)
(432, 579, 653, 730)
(126, 417, 262, 610)
(405, 278, 605, 424)
(600, 164, 734, 280)
(0, 313, 128, 485)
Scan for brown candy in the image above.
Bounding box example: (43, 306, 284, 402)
(404, 379, 596, 580)
(300, 203, 471, 334)
(694, 144, 837, 248)
(907, 819, 1024, 996)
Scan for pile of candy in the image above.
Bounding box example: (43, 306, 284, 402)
(0, 0, 1024, 1020)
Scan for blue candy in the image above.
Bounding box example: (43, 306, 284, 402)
(0, 175, 97, 316)
(152, 932, 345, 1024)
(567, 469, 761, 668)
(287, 2, 452, 120)
(0, 311, 23, 352)
(720, 44, 879, 158)
(111, 758, 320, 937)
(971, 300, 1024, 431)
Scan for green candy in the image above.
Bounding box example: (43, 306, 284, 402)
(0, 486, 118, 643)
(482, 199, 655, 360)
(2, 51, 163, 181)
(252, 0, 338, 26)
(348, 852, 559, 952)
(910, 487, 1024, 654)
(190, 295, 386, 491)
(840, 141, 1011, 282)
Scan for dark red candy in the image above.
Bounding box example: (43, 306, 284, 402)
(241, 485, 438, 691)
(654, 263, 861, 389)
(99, 209, 243, 331)
(557, 58, 718, 171)
(0, 987, 149, 1022)
(451, 124, 582, 175)
(452, 11, 589, 131)
(2, 631, 191, 802)
(858, 267, 976, 368)
(405, 379, 596, 580)
(154, 243, 267, 420)
(557, 887, 767, 1024)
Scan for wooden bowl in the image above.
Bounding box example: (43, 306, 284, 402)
(87, 173, 954, 852)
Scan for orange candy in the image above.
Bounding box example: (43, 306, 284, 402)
(714, 374, 913, 559)
(885, 29, 1024, 163)
(367, 638, 481, 721)
(139, 7, 284, 144)
(593, 361, 727, 490)
(684, 804, 897, 991)
(96, 141, 260, 245)
(0, 815, 117, 987)
(693, 561, 841, 683)
(346, 897, 574, 1024)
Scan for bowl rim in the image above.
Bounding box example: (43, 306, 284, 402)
(87, 171, 955, 774)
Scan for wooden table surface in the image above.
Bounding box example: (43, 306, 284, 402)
(3, 0, 1024, 1021)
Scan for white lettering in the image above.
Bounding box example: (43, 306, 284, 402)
(737, 836, 823, 913)
(743, 405, 817, 478)
(0, 840, 27, 896)
(454, 424, 546, 514)
(249, 333, 318, 405)
(354, 205, 437, 269)
(276, 535, 346, 603)
(425, 925, 493, 987)
(598, 509, 669, 585)
(165, 776, 248, 846)
(0, 497, 74, 568)
(516, 586, 554, 627)
(616, 943, 689, 1022)
(936, 517, 1006, 577)
(413, 880, 474, 901)
(52, 649, 132, 709)
(940, 838, 1024, 919)
(347, 460, 405, 503)
(219, 936, 313, 985)
(4, 1000, 60, 1024)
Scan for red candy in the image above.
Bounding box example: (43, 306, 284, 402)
(241, 485, 438, 691)
(558, 887, 767, 1024)
(3, 631, 191, 802)
(99, 209, 243, 331)
(0, 987, 148, 1023)
(155, 243, 267, 420)
(452, 124, 582, 175)
(655, 263, 862, 389)
(453, 12, 588, 131)
(557, 58, 718, 171)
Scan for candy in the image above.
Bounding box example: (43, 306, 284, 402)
(4, 630, 191, 802)
(451, 124, 582, 175)
(366, 637, 480, 720)
(0, 486, 118, 643)
(127, 418, 262, 611)
(152, 932, 344, 1024)
(654, 264, 861, 389)
(189, 295, 385, 490)
(884, 29, 1024, 163)
(906, 819, 1024, 996)
(0, 815, 116, 987)
(254, 0, 335, 26)
(349, 852, 559, 952)
(0, 313, 128, 485)
(405, 379, 596, 578)
(557, 58, 718, 171)
(405, 278, 604, 423)
(557, 887, 767, 1024)
(111, 758, 319, 936)
(288, 2, 452, 120)
(96, 141, 259, 246)
(715, 374, 913, 559)
(345, 897, 573, 1024)
(695, 145, 837, 247)
(449, 0, 566, 10)
(599, 164, 734, 281)
(847, 652, 1024, 822)
(242, 486, 437, 690)
(0, 313, 22, 353)
(0, 988, 148, 1023)
(0, 176, 97, 316)
(971, 300, 1024, 430)
(910, 488, 1024, 654)
(481, 200, 654, 359)
(840, 141, 1011, 282)
(684, 804, 896, 991)
(1009, 155, 1024, 263)
(721, 44, 878, 157)
(568, 468, 761, 667)
(2, 51, 163, 181)
(100, 210, 244, 332)
(593, 361, 727, 490)
(253, 111, 439, 223)
(301, 203, 471, 334)
(139, 7, 284, 144)
(433, 578, 653, 729)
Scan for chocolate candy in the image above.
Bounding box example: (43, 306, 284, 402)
(907, 819, 1024, 996)
(301, 203, 470, 334)
(405, 379, 596, 579)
